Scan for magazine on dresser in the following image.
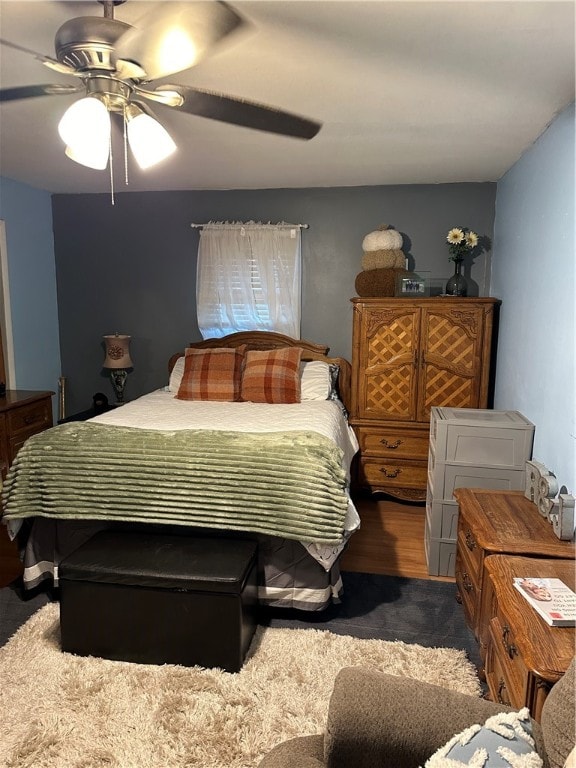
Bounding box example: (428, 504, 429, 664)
(513, 577, 576, 627)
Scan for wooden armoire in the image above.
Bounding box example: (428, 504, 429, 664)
(350, 297, 500, 501)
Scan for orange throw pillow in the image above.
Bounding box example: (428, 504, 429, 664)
(241, 347, 302, 404)
(176, 347, 244, 401)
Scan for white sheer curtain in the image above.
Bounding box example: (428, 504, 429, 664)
(196, 222, 302, 339)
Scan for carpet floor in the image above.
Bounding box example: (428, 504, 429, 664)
(1, 572, 479, 666)
(0, 602, 482, 768)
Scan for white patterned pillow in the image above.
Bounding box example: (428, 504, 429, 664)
(424, 708, 543, 768)
(168, 356, 185, 392)
(300, 361, 332, 400)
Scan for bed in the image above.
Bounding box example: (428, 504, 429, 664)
(1, 331, 360, 611)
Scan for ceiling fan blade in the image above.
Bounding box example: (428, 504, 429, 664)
(0, 38, 77, 76)
(153, 84, 322, 140)
(114, 1, 245, 82)
(0, 84, 84, 103)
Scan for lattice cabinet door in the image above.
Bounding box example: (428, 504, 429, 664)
(418, 305, 489, 421)
(350, 297, 500, 501)
(353, 303, 421, 421)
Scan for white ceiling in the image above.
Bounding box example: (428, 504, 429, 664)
(0, 0, 574, 194)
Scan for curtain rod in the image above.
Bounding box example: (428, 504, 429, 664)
(190, 221, 309, 229)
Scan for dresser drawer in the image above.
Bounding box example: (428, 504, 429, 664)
(0, 413, 8, 480)
(357, 457, 428, 490)
(457, 520, 484, 583)
(355, 427, 429, 460)
(7, 399, 52, 435)
(455, 551, 478, 629)
(487, 615, 527, 710)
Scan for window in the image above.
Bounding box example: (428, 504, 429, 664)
(196, 223, 302, 339)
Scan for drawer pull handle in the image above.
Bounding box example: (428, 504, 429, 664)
(380, 438, 402, 450)
(379, 467, 401, 478)
(497, 678, 509, 705)
(461, 572, 473, 593)
(24, 415, 42, 425)
(465, 531, 476, 551)
(502, 626, 517, 659)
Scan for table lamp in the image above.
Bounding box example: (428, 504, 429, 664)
(103, 334, 133, 404)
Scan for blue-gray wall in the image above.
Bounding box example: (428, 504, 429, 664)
(0, 177, 60, 419)
(491, 102, 575, 492)
(50, 183, 496, 414)
(1, 104, 573, 497)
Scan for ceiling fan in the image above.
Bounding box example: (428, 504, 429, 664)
(0, 0, 322, 173)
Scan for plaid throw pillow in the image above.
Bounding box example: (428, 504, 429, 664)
(175, 347, 245, 401)
(241, 347, 302, 404)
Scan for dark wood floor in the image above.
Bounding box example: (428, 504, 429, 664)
(0, 496, 453, 588)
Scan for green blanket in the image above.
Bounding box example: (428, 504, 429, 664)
(1, 423, 349, 544)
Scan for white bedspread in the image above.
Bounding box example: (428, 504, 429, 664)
(89, 390, 361, 568)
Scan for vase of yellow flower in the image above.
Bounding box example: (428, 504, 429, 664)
(445, 227, 478, 296)
(446, 258, 467, 296)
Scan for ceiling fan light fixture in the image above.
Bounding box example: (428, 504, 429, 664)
(158, 29, 199, 74)
(64, 143, 109, 170)
(58, 96, 111, 169)
(126, 105, 177, 169)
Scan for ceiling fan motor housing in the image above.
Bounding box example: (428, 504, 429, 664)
(55, 17, 132, 73)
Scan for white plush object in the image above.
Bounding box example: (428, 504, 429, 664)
(424, 708, 543, 768)
(362, 227, 403, 252)
(168, 356, 185, 392)
(300, 360, 333, 400)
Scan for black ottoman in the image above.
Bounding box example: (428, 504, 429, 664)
(59, 530, 258, 672)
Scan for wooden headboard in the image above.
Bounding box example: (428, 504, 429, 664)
(169, 330, 352, 413)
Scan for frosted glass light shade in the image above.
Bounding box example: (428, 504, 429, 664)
(58, 97, 111, 170)
(127, 110, 176, 169)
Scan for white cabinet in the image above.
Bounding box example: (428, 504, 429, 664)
(425, 407, 535, 576)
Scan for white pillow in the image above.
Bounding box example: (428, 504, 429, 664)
(168, 356, 185, 392)
(300, 361, 332, 400)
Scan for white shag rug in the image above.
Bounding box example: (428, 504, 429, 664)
(0, 603, 482, 768)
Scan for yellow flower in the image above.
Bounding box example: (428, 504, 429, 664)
(465, 231, 479, 248)
(447, 228, 464, 244)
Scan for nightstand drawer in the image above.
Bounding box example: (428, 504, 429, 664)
(7, 399, 51, 435)
(355, 427, 429, 460)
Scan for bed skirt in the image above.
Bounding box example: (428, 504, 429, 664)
(17, 518, 344, 612)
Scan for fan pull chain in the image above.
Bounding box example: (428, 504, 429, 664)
(109, 130, 115, 206)
(123, 108, 129, 187)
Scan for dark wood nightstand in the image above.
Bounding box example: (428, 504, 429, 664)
(0, 390, 54, 586)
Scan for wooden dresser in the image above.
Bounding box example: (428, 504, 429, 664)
(454, 488, 575, 654)
(482, 555, 575, 721)
(0, 390, 54, 586)
(350, 297, 500, 500)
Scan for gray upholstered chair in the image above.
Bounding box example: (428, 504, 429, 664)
(258, 658, 575, 768)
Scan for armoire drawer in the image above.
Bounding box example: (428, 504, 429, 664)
(357, 457, 428, 490)
(355, 427, 429, 460)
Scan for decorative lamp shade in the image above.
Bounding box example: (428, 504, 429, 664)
(103, 335, 133, 369)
